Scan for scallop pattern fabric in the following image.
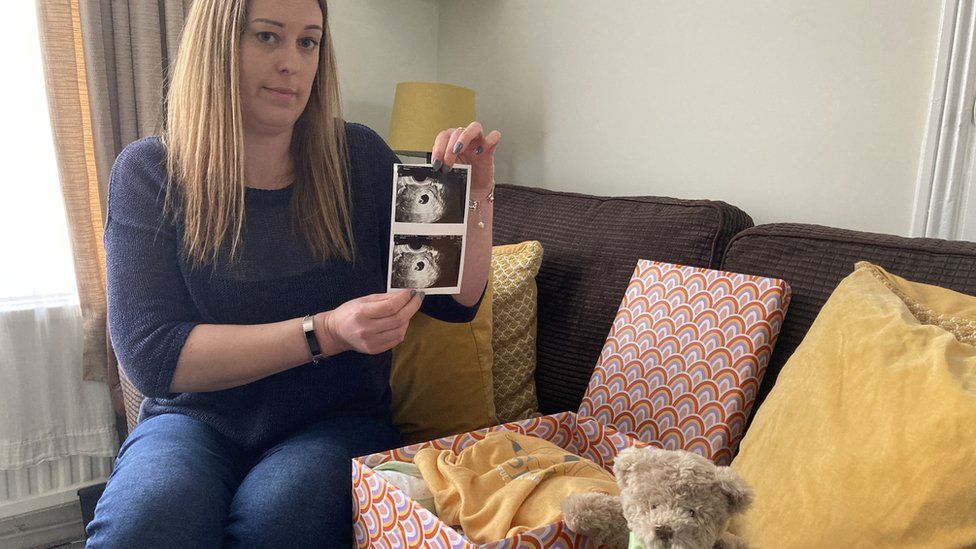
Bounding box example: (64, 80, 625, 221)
(491, 241, 544, 422)
(578, 260, 791, 465)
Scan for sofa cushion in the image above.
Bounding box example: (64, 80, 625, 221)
(492, 184, 754, 414)
(491, 241, 544, 423)
(391, 282, 496, 444)
(728, 262, 976, 547)
(720, 223, 976, 416)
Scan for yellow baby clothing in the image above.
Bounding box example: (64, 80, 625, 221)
(413, 431, 619, 543)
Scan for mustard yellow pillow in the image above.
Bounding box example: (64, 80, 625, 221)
(491, 241, 544, 423)
(391, 282, 496, 444)
(729, 262, 976, 547)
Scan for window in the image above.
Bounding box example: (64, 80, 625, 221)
(0, 4, 79, 310)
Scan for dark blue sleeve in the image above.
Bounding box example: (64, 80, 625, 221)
(104, 137, 201, 398)
(345, 122, 483, 323)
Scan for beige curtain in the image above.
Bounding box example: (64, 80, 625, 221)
(36, 0, 191, 433)
(80, 0, 193, 199)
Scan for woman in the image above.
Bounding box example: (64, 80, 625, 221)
(85, 0, 500, 546)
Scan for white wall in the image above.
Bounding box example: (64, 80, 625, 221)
(436, 1, 943, 235)
(328, 0, 440, 140)
(330, 1, 943, 235)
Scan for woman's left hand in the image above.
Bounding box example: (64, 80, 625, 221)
(430, 122, 501, 195)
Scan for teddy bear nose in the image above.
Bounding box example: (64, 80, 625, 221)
(655, 525, 673, 541)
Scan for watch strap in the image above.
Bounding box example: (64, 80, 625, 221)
(302, 314, 324, 364)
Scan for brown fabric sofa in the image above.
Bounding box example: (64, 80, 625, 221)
(87, 182, 976, 531)
(493, 185, 976, 420)
(113, 181, 976, 437)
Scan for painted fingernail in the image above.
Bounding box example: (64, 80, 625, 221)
(418, 291, 426, 301)
(432, 159, 442, 171)
(441, 163, 451, 173)
(453, 141, 463, 154)
(475, 146, 484, 155)
(410, 289, 417, 298)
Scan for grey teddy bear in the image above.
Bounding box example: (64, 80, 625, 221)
(561, 447, 753, 549)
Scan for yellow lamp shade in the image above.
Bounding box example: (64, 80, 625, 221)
(388, 82, 476, 157)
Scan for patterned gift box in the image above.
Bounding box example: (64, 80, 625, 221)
(578, 260, 791, 465)
(353, 261, 790, 547)
(354, 412, 649, 548)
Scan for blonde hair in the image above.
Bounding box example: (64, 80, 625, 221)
(162, 0, 353, 270)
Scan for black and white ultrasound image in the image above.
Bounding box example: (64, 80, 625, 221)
(389, 234, 462, 290)
(394, 165, 466, 224)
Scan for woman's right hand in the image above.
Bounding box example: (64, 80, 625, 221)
(314, 290, 424, 356)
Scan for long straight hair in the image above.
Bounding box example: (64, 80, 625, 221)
(161, 0, 354, 270)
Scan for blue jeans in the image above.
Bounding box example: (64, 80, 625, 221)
(85, 413, 402, 548)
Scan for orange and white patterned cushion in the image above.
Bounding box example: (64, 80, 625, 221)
(578, 260, 791, 465)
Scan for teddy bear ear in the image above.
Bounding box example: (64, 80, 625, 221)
(611, 447, 644, 484)
(714, 467, 754, 515)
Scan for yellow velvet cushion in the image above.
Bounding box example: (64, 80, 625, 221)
(391, 241, 546, 443)
(391, 282, 496, 444)
(728, 262, 976, 547)
(490, 241, 544, 423)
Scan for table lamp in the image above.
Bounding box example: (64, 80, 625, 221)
(388, 82, 476, 160)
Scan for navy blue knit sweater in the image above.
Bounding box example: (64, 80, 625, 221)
(105, 123, 479, 452)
